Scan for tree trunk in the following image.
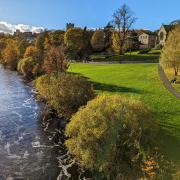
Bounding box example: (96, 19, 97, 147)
(118, 44, 124, 55)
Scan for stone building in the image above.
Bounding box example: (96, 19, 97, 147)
(14, 29, 37, 43)
(157, 24, 173, 47)
(156, 20, 180, 47)
(66, 23, 75, 30)
(138, 31, 157, 49)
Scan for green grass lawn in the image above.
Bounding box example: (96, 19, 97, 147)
(69, 63, 180, 164)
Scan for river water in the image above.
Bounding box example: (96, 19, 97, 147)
(0, 65, 60, 179)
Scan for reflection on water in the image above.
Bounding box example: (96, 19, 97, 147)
(0, 65, 59, 179)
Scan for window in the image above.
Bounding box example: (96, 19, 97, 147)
(160, 32, 164, 40)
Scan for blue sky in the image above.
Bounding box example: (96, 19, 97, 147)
(0, 0, 179, 32)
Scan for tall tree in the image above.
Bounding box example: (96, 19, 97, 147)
(112, 4, 136, 54)
(44, 30, 65, 49)
(160, 25, 180, 76)
(24, 45, 38, 59)
(36, 31, 48, 61)
(64, 27, 92, 60)
(91, 30, 106, 52)
(17, 37, 29, 58)
(43, 46, 69, 74)
(2, 39, 20, 70)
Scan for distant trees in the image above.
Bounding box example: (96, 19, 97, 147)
(64, 28, 85, 58)
(0, 4, 138, 72)
(91, 30, 105, 52)
(112, 4, 136, 54)
(43, 46, 69, 74)
(2, 39, 20, 70)
(64, 27, 92, 60)
(160, 25, 180, 76)
(44, 30, 65, 49)
(36, 31, 48, 61)
(17, 38, 29, 58)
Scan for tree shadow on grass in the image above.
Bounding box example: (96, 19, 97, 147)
(69, 72, 144, 94)
(92, 81, 144, 94)
(156, 111, 180, 161)
(158, 127, 180, 162)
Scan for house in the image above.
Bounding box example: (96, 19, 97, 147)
(156, 20, 180, 47)
(138, 31, 157, 49)
(157, 24, 173, 47)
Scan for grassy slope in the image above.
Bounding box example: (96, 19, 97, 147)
(69, 63, 180, 162)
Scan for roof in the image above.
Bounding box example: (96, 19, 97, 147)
(139, 30, 157, 36)
(162, 25, 173, 33)
(170, 20, 180, 25)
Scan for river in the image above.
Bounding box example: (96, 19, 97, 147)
(0, 65, 60, 179)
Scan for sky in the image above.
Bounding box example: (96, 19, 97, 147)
(0, 0, 179, 33)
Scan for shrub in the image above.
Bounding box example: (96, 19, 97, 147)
(35, 73, 94, 120)
(18, 57, 37, 79)
(138, 48, 151, 54)
(65, 95, 157, 179)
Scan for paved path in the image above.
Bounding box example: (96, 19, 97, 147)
(158, 65, 180, 99)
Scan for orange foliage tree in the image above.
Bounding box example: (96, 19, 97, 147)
(2, 39, 20, 70)
(43, 46, 69, 74)
(24, 45, 38, 59)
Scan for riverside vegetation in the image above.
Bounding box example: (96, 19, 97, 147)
(0, 5, 179, 180)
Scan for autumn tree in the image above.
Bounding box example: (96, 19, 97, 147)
(160, 25, 180, 76)
(24, 45, 38, 59)
(112, 4, 136, 54)
(91, 30, 105, 52)
(17, 38, 29, 58)
(18, 57, 37, 79)
(43, 46, 69, 74)
(35, 73, 94, 120)
(64, 27, 92, 60)
(36, 31, 48, 61)
(17, 45, 40, 79)
(65, 95, 157, 179)
(2, 39, 20, 70)
(44, 30, 65, 49)
(0, 38, 8, 62)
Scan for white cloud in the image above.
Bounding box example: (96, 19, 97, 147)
(31, 26, 44, 33)
(0, 21, 15, 33)
(0, 21, 44, 34)
(15, 24, 31, 32)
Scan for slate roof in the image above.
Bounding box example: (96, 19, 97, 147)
(163, 25, 173, 33)
(139, 30, 157, 36)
